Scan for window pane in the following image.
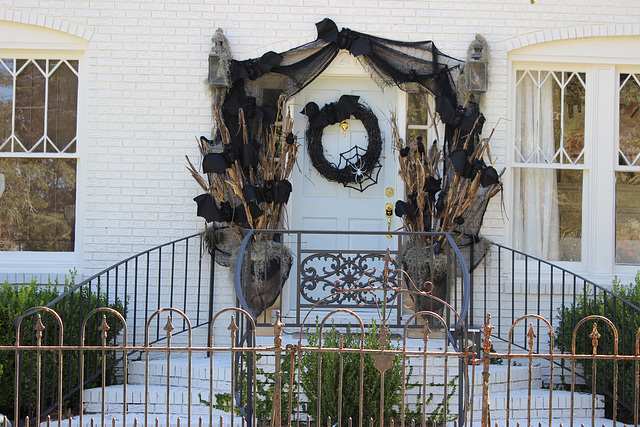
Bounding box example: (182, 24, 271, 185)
(515, 70, 585, 165)
(514, 168, 582, 261)
(515, 70, 556, 163)
(48, 61, 78, 152)
(557, 170, 582, 261)
(562, 73, 586, 163)
(0, 157, 76, 251)
(407, 92, 429, 126)
(406, 128, 429, 144)
(619, 74, 640, 166)
(616, 171, 640, 264)
(0, 61, 12, 147)
(15, 61, 45, 151)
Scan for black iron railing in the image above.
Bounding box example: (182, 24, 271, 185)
(232, 229, 473, 425)
(478, 242, 640, 418)
(233, 230, 471, 328)
(14, 232, 215, 422)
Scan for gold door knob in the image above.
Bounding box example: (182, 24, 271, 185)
(385, 203, 394, 217)
(385, 203, 393, 238)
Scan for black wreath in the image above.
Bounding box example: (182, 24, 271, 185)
(302, 95, 383, 185)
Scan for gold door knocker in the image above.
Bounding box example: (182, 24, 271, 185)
(339, 121, 349, 135)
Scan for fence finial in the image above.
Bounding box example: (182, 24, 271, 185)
(163, 314, 174, 339)
(590, 321, 601, 355)
(99, 315, 111, 345)
(273, 310, 284, 347)
(482, 313, 494, 354)
(227, 314, 239, 342)
(526, 323, 537, 354)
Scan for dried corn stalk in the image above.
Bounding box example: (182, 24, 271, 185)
(391, 96, 503, 247)
(187, 94, 299, 241)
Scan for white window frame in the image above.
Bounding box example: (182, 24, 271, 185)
(0, 23, 87, 278)
(507, 36, 640, 282)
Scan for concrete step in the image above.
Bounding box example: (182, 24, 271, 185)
(40, 412, 246, 427)
(467, 418, 621, 427)
(469, 388, 605, 421)
(83, 384, 225, 415)
(82, 354, 611, 426)
(127, 355, 233, 388)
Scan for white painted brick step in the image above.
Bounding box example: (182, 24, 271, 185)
(127, 354, 233, 388)
(83, 384, 231, 415)
(467, 419, 624, 427)
(40, 412, 246, 427)
(81, 350, 613, 426)
(469, 388, 605, 421)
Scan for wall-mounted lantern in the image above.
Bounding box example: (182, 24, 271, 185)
(208, 28, 231, 109)
(208, 28, 231, 88)
(467, 36, 488, 94)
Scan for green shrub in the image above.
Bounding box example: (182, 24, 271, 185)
(0, 274, 126, 419)
(300, 321, 410, 425)
(555, 272, 640, 422)
(211, 320, 457, 425)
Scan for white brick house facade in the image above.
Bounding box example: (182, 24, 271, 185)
(1, 0, 640, 285)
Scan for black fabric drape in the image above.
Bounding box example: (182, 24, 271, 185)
(219, 18, 469, 176)
(226, 18, 463, 115)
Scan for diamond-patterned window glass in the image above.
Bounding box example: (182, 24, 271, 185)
(619, 73, 640, 166)
(0, 60, 12, 149)
(515, 70, 586, 165)
(15, 60, 46, 152)
(0, 58, 78, 154)
(48, 61, 78, 152)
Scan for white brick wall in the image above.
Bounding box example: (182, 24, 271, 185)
(2, 0, 639, 283)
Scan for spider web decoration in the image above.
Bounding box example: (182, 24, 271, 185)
(338, 145, 382, 192)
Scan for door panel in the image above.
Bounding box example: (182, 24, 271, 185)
(291, 77, 399, 243)
(282, 74, 402, 319)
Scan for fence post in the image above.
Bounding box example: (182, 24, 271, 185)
(481, 314, 494, 427)
(273, 310, 285, 426)
(207, 251, 216, 349)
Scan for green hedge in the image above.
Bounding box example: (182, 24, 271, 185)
(212, 321, 456, 425)
(299, 321, 412, 425)
(0, 275, 125, 419)
(555, 273, 640, 422)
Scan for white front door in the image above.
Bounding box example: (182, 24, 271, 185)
(283, 59, 404, 319)
(291, 76, 401, 244)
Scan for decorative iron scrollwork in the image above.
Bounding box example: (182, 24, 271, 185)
(300, 252, 400, 305)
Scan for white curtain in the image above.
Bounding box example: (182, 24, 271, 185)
(513, 72, 560, 260)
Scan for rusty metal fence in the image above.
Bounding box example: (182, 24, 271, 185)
(3, 269, 640, 426)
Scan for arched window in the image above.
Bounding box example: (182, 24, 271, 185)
(0, 20, 87, 276)
(509, 36, 640, 277)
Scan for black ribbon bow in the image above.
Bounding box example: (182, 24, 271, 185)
(302, 95, 361, 128)
(230, 51, 283, 82)
(315, 18, 372, 57)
